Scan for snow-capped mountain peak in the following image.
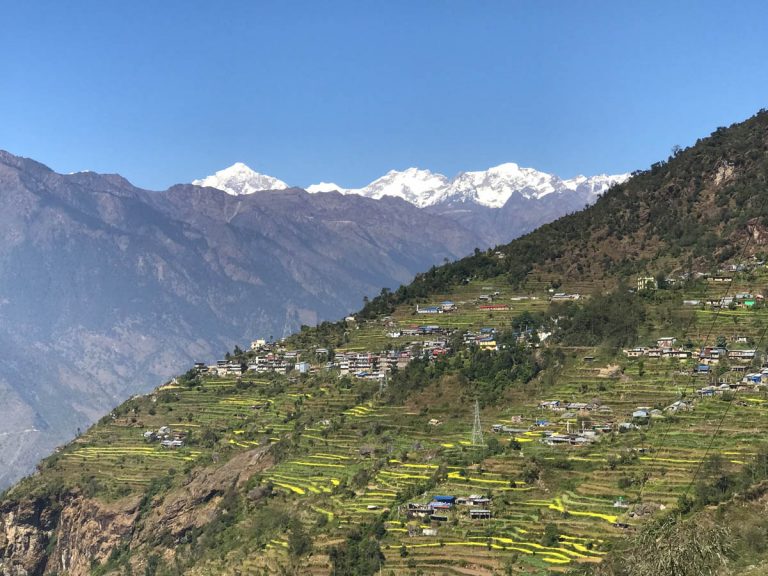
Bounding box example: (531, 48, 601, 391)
(444, 163, 562, 207)
(192, 162, 288, 196)
(561, 173, 629, 197)
(358, 168, 451, 207)
(306, 182, 346, 194)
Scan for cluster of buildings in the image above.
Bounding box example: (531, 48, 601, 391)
(538, 400, 605, 414)
(463, 327, 498, 351)
(624, 337, 758, 364)
(143, 425, 185, 448)
(404, 494, 492, 526)
(196, 335, 456, 381)
(541, 429, 602, 446)
(333, 340, 452, 379)
(197, 355, 299, 377)
(414, 291, 510, 315)
(623, 337, 692, 360)
(683, 293, 763, 309)
(390, 324, 454, 338)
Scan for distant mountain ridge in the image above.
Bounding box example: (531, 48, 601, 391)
(196, 162, 629, 209)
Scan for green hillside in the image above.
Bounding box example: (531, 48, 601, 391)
(355, 108, 768, 319)
(4, 110, 768, 576)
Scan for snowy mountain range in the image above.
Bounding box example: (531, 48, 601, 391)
(194, 162, 629, 209)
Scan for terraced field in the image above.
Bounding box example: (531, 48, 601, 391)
(18, 268, 768, 575)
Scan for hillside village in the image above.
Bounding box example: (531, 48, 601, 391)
(4, 267, 768, 576)
(22, 256, 758, 574)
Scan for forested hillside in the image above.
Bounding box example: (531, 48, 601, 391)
(358, 109, 768, 319)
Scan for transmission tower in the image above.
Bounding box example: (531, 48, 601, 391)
(471, 399, 484, 446)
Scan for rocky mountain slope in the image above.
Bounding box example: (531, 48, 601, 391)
(0, 152, 484, 488)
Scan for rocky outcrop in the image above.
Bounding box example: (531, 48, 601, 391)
(0, 498, 57, 576)
(46, 495, 141, 576)
(134, 446, 273, 566)
(0, 493, 141, 576)
(0, 446, 274, 576)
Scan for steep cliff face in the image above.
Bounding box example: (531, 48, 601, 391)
(0, 494, 140, 576)
(46, 495, 141, 576)
(129, 445, 274, 570)
(0, 445, 274, 576)
(0, 497, 57, 576)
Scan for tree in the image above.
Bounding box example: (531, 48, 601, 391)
(486, 436, 502, 454)
(329, 526, 385, 576)
(620, 514, 730, 576)
(541, 523, 560, 546)
(287, 519, 312, 558)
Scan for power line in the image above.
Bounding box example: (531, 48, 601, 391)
(639, 201, 766, 500)
(683, 313, 768, 497)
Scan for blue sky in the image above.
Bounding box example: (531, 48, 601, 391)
(2, 1, 767, 190)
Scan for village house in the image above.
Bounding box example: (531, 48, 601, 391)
(728, 349, 756, 361)
(250, 338, 267, 351)
(479, 303, 510, 311)
(226, 362, 244, 375)
(637, 276, 657, 291)
(551, 293, 581, 301)
(469, 509, 492, 519)
(539, 400, 562, 411)
(623, 347, 646, 358)
(405, 503, 433, 519)
(478, 339, 498, 351)
(416, 305, 441, 314)
(193, 362, 208, 374)
(694, 364, 711, 375)
(161, 439, 184, 448)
